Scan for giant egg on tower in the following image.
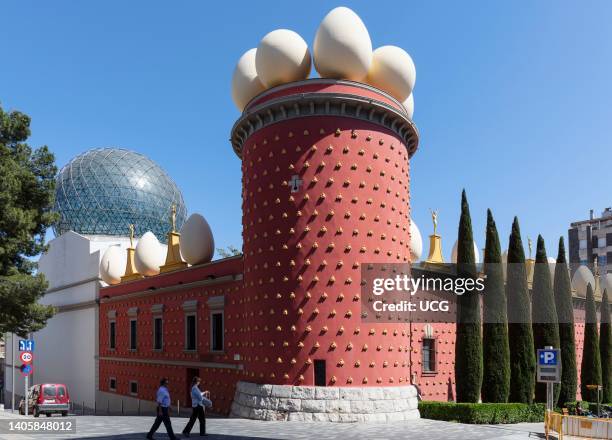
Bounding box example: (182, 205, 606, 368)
(313, 7, 373, 81)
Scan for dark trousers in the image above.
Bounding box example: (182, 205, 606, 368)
(183, 405, 206, 435)
(147, 406, 176, 439)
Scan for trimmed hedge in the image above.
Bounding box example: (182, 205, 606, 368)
(418, 401, 545, 424)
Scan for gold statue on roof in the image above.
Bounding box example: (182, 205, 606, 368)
(171, 204, 177, 233)
(430, 209, 438, 236)
(129, 224, 135, 248)
(160, 203, 187, 273)
(528, 238, 533, 259)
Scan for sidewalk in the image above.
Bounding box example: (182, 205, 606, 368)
(0, 404, 548, 440)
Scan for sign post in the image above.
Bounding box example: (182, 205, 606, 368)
(18, 340, 34, 417)
(537, 346, 561, 415)
(11, 334, 15, 413)
(19, 364, 33, 416)
(24, 374, 28, 416)
(586, 384, 602, 417)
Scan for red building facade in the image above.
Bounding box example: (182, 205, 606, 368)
(99, 80, 423, 420)
(98, 79, 599, 418)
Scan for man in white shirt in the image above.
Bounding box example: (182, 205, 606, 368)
(182, 376, 212, 437)
(147, 378, 177, 440)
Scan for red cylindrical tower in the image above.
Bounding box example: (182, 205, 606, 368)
(231, 79, 419, 401)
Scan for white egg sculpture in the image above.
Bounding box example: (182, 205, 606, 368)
(547, 256, 557, 281)
(451, 239, 480, 264)
(313, 7, 372, 81)
(402, 93, 414, 119)
(231, 48, 266, 111)
(134, 231, 165, 276)
(255, 29, 311, 88)
(100, 245, 125, 285)
(602, 273, 612, 294)
(571, 265, 595, 298)
(366, 45, 416, 102)
(409, 219, 423, 262)
(180, 213, 215, 265)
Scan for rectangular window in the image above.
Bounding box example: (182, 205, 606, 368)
(185, 314, 196, 351)
(314, 360, 326, 386)
(607, 233, 612, 247)
(109, 321, 116, 350)
(129, 319, 137, 351)
(422, 338, 436, 373)
(109, 378, 117, 391)
(598, 237, 606, 248)
(211, 312, 224, 352)
(153, 317, 163, 351)
(129, 381, 138, 396)
(579, 239, 587, 250)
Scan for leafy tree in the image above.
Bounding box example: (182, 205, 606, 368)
(0, 105, 56, 336)
(581, 284, 602, 402)
(216, 245, 241, 258)
(531, 235, 560, 403)
(553, 237, 577, 405)
(600, 289, 611, 403)
(506, 217, 535, 403)
(454, 190, 482, 402)
(482, 209, 510, 402)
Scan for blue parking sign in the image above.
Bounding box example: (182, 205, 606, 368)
(19, 340, 35, 352)
(538, 349, 558, 365)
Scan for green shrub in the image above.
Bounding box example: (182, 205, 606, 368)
(562, 401, 589, 414)
(562, 401, 612, 415)
(418, 401, 545, 424)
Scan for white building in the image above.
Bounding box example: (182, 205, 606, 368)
(3, 147, 185, 412)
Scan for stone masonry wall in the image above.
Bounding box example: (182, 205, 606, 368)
(230, 381, 419, 422)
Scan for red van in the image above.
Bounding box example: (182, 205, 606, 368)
(19, 384, 70, 417)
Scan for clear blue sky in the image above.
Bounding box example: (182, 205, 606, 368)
(2, 1, 611, 260)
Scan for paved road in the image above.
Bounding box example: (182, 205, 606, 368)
(0, 407, 547, 440)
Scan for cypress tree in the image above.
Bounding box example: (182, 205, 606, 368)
(581, 284, 602, 402)
(601, 289, 611, 403)
(553, 237, 577, 406)
(481, 209, 510, 402)
(454, 190, 482, 403)
(506, 217, 535, 403)
(531, 235, 560, 403)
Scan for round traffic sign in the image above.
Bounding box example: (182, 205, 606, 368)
(20, 364, 34, 377)
(20, 352, 33, 364)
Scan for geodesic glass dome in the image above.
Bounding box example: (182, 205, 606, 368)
(53, 148, 187, 242)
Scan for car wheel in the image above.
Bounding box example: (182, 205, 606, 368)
(33, 407, 40, 418)
(61, 411, 68, 417)
(45, 413, 51, 417)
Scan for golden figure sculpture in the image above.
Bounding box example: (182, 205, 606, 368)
(528, 238, 533, 259)
(430, 209, 438, 236)
(171, 204, 177, 232)
(129, 224, 135, 248)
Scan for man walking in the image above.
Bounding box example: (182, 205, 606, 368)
(147, 378, 177, 440)
(182, 376, 212, 437)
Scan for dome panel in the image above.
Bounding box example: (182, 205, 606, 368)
(53, 148, 186, 243)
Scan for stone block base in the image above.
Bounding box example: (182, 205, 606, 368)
(230, 381, 419, 423)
